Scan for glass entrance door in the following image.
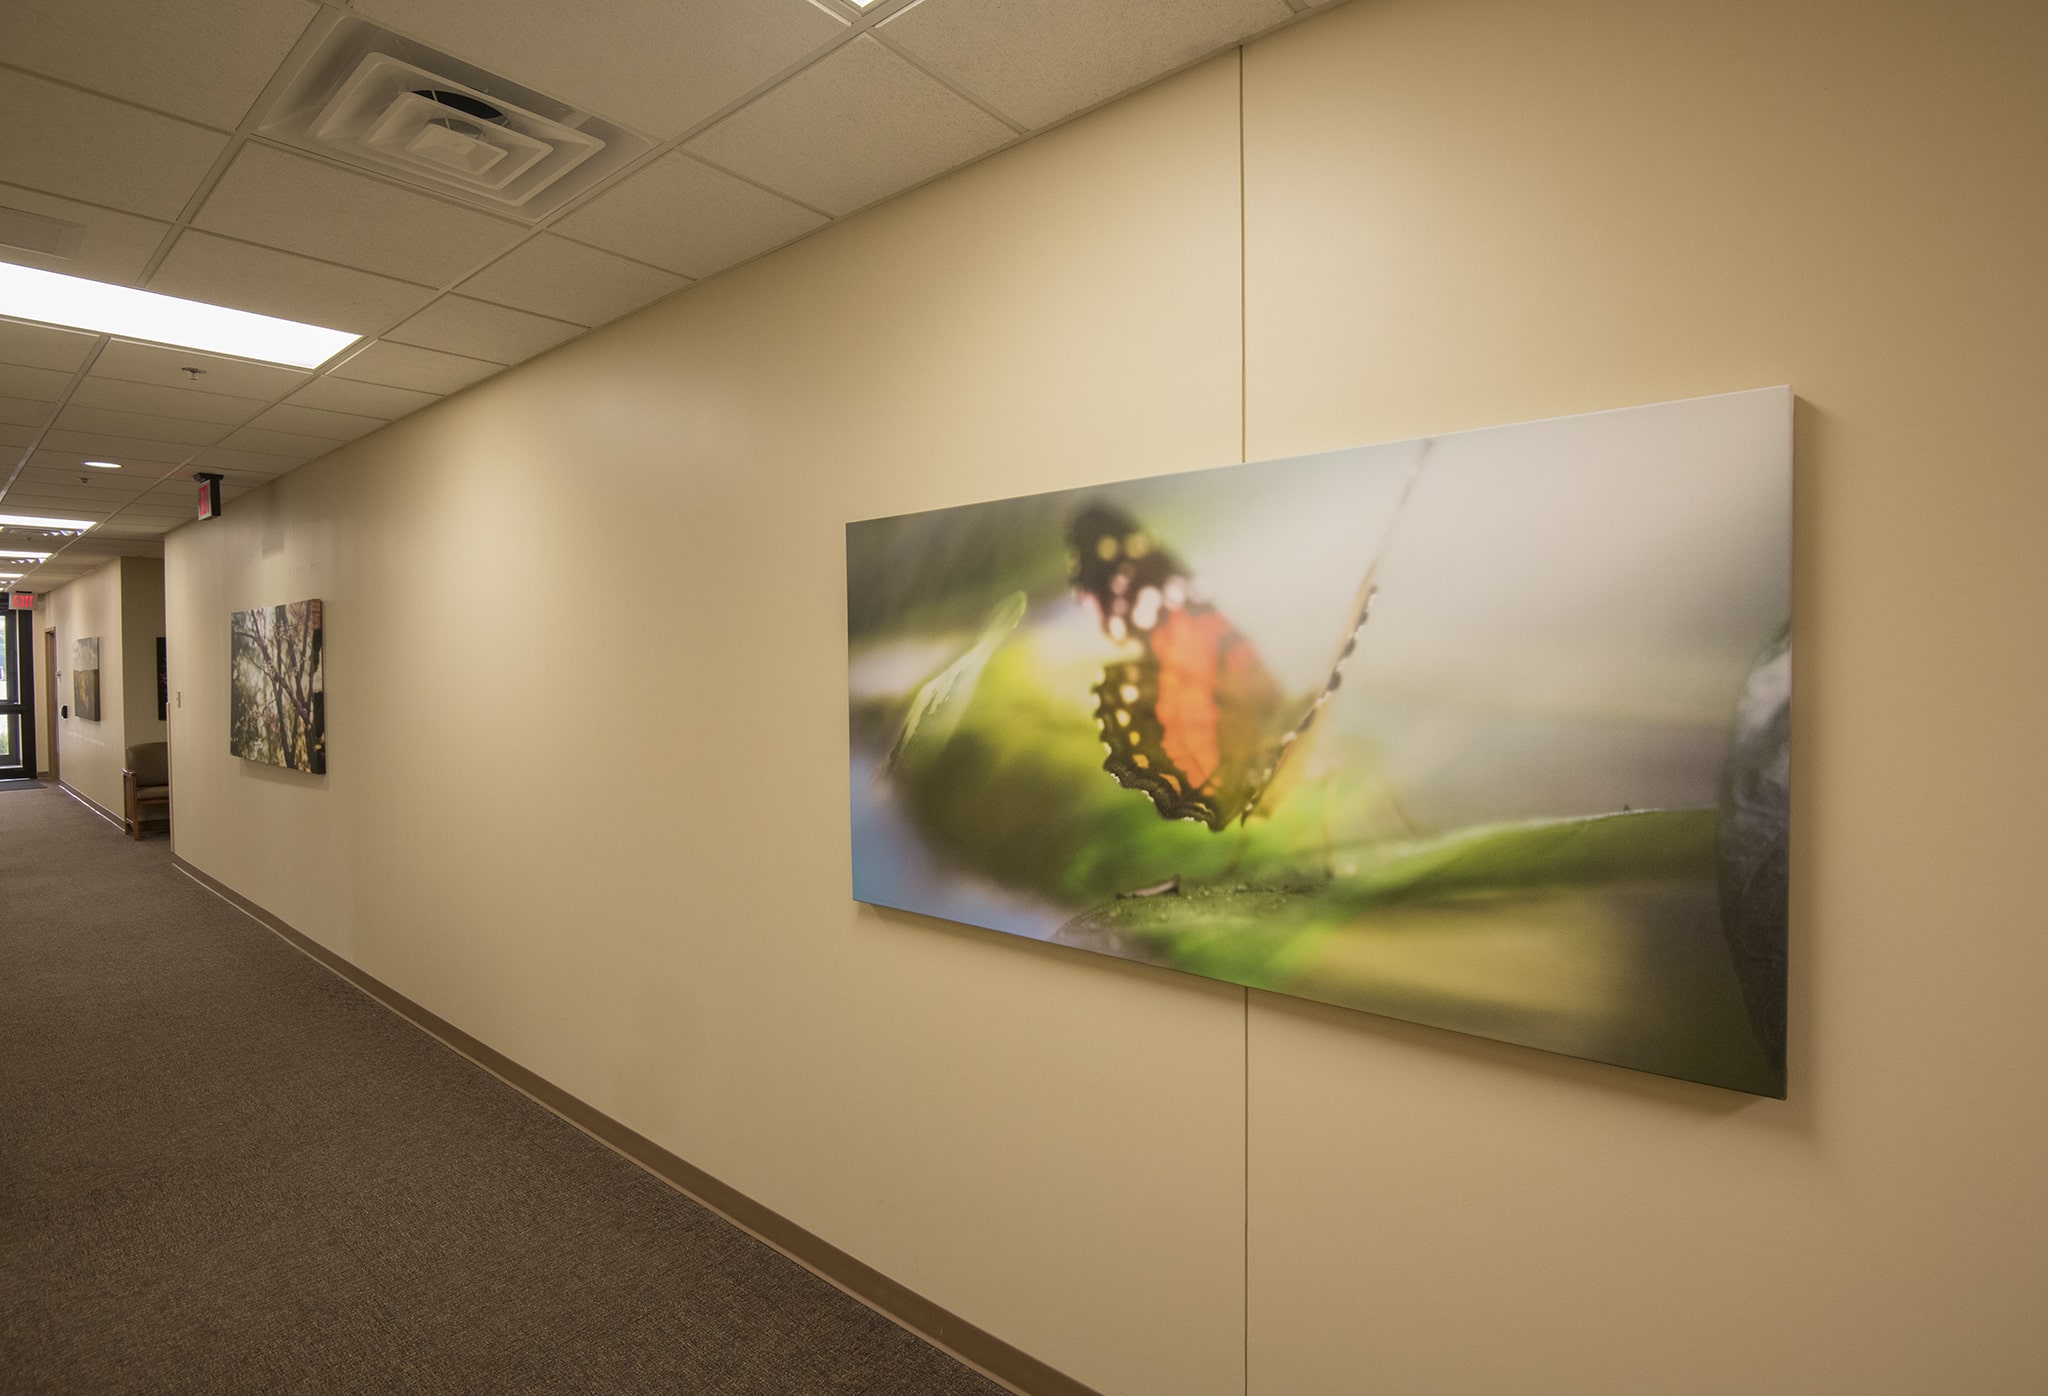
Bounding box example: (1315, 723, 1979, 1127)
(0, 608, 36, 778)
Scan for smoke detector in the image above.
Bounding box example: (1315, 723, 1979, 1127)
(256, 14, 651, 221)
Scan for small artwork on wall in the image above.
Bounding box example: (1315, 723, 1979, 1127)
(71, 636, 100, 722)
(230, 599, 324, 775)
(847, 387, 1791, 1097)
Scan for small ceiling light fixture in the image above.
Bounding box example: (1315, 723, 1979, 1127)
(0, 262, 359, 369)
(0, 512, 96, 533)
(0, 550, 52, 561)
(85, 460, 122, 469)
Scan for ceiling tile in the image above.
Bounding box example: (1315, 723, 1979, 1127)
(0, 493, 115, 519)
(52, 405, 228, 448)
(349, 0, 848, 139)
(328, 341, 499, 395)
(0, 73, 229, 220)
(125, 479, 200, 502)
(150, 231, 437, 336)
(553, 152, 828, 279)
(0, 396, 59, 428)
(68, 377, 267, 425)
(214, 425, 331, 459)
(90, 342, 311, 401)
(284, 377, 438, 420)
(41, 429, 196, 465)
(184, 446, 300, 479)
(246, 403, 385, 443)
(6, 0, 320, 130)
(23, 448, 177, 480)
(880, 0, 1290, 129)
(0, 321, 96, 374)
(385, 296, 584, 365)
(0, 183, 173, 285)
(193, 145, 527, 286)
(8, 476, 155, 504)
(683, 35, 1015, 217)
(0, 422, 39, 449)
(0, 364, 75, 403)
(457, 236, 687, 326)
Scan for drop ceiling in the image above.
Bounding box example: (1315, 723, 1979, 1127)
(0, 0, 1341, 592)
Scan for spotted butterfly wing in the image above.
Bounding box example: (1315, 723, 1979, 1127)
(1069, 503, 1362, 831)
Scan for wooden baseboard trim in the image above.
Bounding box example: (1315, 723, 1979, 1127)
(170, 856, 1100, 1396)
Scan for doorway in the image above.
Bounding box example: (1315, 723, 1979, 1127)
(0, 609, 37, 779)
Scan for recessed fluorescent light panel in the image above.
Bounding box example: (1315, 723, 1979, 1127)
(0, 550, 53, 561)
(0, 263, 359, 370)
(85, 460, 122, 469)
(0, 513, 96, 532)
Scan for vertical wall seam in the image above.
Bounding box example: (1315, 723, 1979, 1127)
(1237, 47, 1252, 1396)
(1239, 46, 1250, 468)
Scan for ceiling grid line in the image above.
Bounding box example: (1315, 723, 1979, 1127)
(864, 28, 1034, 135)
(1, 0, 1343, 591)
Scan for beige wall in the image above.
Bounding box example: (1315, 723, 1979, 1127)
(47, 557, 123, 811)
(1241, 2, 2045, 1390)
(165, 1, 2048, 1393)
(46, 554, 166, 809)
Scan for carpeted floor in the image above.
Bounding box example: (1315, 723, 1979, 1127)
(0, 787, 1009, 1396)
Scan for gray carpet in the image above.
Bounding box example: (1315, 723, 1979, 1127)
(0, 787, 1009, 1396)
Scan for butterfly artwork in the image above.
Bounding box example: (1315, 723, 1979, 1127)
(848, 387, 1793, 1096)
(1064, 502, 1375, 834)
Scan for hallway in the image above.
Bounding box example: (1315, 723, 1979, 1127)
(0, 785, 1006, 1396)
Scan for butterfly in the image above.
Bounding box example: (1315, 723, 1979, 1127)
(1067, 503, 1374, 831)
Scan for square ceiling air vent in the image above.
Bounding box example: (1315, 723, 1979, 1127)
(256, 13, 652, 222)
(0, 205, 85, 260)
(308, 54, 603, 207)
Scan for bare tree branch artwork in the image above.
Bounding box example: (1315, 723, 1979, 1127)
(230, 599, 324, 773)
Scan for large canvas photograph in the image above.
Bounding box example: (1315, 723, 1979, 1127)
(230, 599, 325, 775)
(847, 388, 1791, 1096)
(71, 636, 100, 722)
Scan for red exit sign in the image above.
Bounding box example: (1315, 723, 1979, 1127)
(8, 592, 33, 610)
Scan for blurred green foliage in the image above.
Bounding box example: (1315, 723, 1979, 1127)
(1061, 808, 1719, 987)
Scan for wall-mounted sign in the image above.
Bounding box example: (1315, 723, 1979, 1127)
(7, 592, 31, 610)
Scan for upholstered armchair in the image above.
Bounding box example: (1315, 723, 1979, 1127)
(121, 742, 170, 840)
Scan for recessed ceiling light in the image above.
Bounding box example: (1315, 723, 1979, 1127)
(0, 513, 95, 532)
(0, 550, 52, 561)
(0, 263, 359, 370)
(0, 573, 21, 581)
(85, 460, 122, 469)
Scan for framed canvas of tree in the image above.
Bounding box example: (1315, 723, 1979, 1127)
(230, 599, 324, 774)
(72, 636, 100, 722)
